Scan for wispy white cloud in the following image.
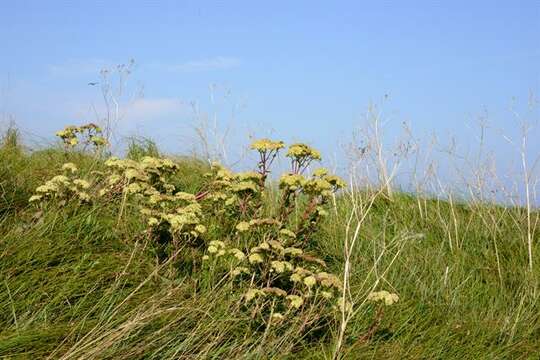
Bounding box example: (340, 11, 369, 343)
(122, 97, 189, 122)
(162, 56, 241, 72)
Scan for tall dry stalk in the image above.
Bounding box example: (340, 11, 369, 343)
(332, 168, 411, 359)
(502, 104, 539, 272)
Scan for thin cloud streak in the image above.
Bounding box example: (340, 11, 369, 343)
(122, 97, 189, 122)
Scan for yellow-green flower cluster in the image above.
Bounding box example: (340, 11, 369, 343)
(231, 231, 343, 319)
(367, 290, 399, 305)
(289, 268, 341, 291)
(203, 215, 342, 320)
(202, 164, 264, 215)
(303, 178, 333, 197)
(206, 240, 245, 259)
(100, 156, 179, 197)
(279, 173, 306, 191)
(141, 191, 206, 239)
(250, 138, 285, 152)
(29, 163, 92, 204)
(279, 169, 345, 198)
(62, 162, 78, 173)
(286, 143, 321, 161)
(202, 240, 249, 273)
(55, 123, 108, 149)
(56, 126, 80, 146)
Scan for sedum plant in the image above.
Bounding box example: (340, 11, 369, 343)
(201, 139, 346, 329)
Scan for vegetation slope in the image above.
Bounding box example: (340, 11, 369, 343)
(0, 127, 539, 359)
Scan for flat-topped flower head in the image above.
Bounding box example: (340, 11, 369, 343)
(270, 313, 284, 323)
(250, 138, 285, 152)
(313, 168, 329, 177)
(235, 171, 262, 182)
(270, 261, 286, 273)
(286, 295, 304, 309)
(279, 173, 306, 191)
(231, 181, 259, 194)
(324, 174, 346, 189)
(77, 192, 91, 202)
(286, 143, 322, 161)
(303, 275, 317, 287)
(141, 156, 178, 172)
(236, 221, 250, 232)
(315, 272, 342, 289)
(279, 229, 297, 239)
(29, 195, 43, 202)
(245, 289, 266, 302)
(62, 163, 78, 173)
(367, 290, 399, 305)
(55, 125, 78, 139)
(73, 179, 91, 189)
(284, 247, 303, 257)
(229, 248, 246, 261)
(231, 266, 250, 276)
(89, 135, 108, 147)
(248, 253, 264, 264)
(50, 175, 70, 184)
(303, 178, 333, 197)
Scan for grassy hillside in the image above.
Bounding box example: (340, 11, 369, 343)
(0, 128, 539, 359)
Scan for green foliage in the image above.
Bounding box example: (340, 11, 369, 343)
(0, 128, 538, 359)
(25, 134, 347, 333)
(1, 124, 21, 152)
(126, 137, 160, 160)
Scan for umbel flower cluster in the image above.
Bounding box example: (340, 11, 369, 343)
(55, 123, 108, 149)
(29, 128, 355, 329)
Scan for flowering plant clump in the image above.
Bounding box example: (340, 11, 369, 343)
(200, 139, 346, 328)
(201, 162, 264, 222)
(29, 147, 204, 256)
(29, 127, 352, 335)
(97, 155, 209, 256)
(56, 123, 108, 150)
(99, 156, 179, 198)
(140, 191, 207, 253)
(29, 162, 92, 205)
(204, 216, 343, 327)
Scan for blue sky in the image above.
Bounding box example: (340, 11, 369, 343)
(1, 1, 539, 188)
